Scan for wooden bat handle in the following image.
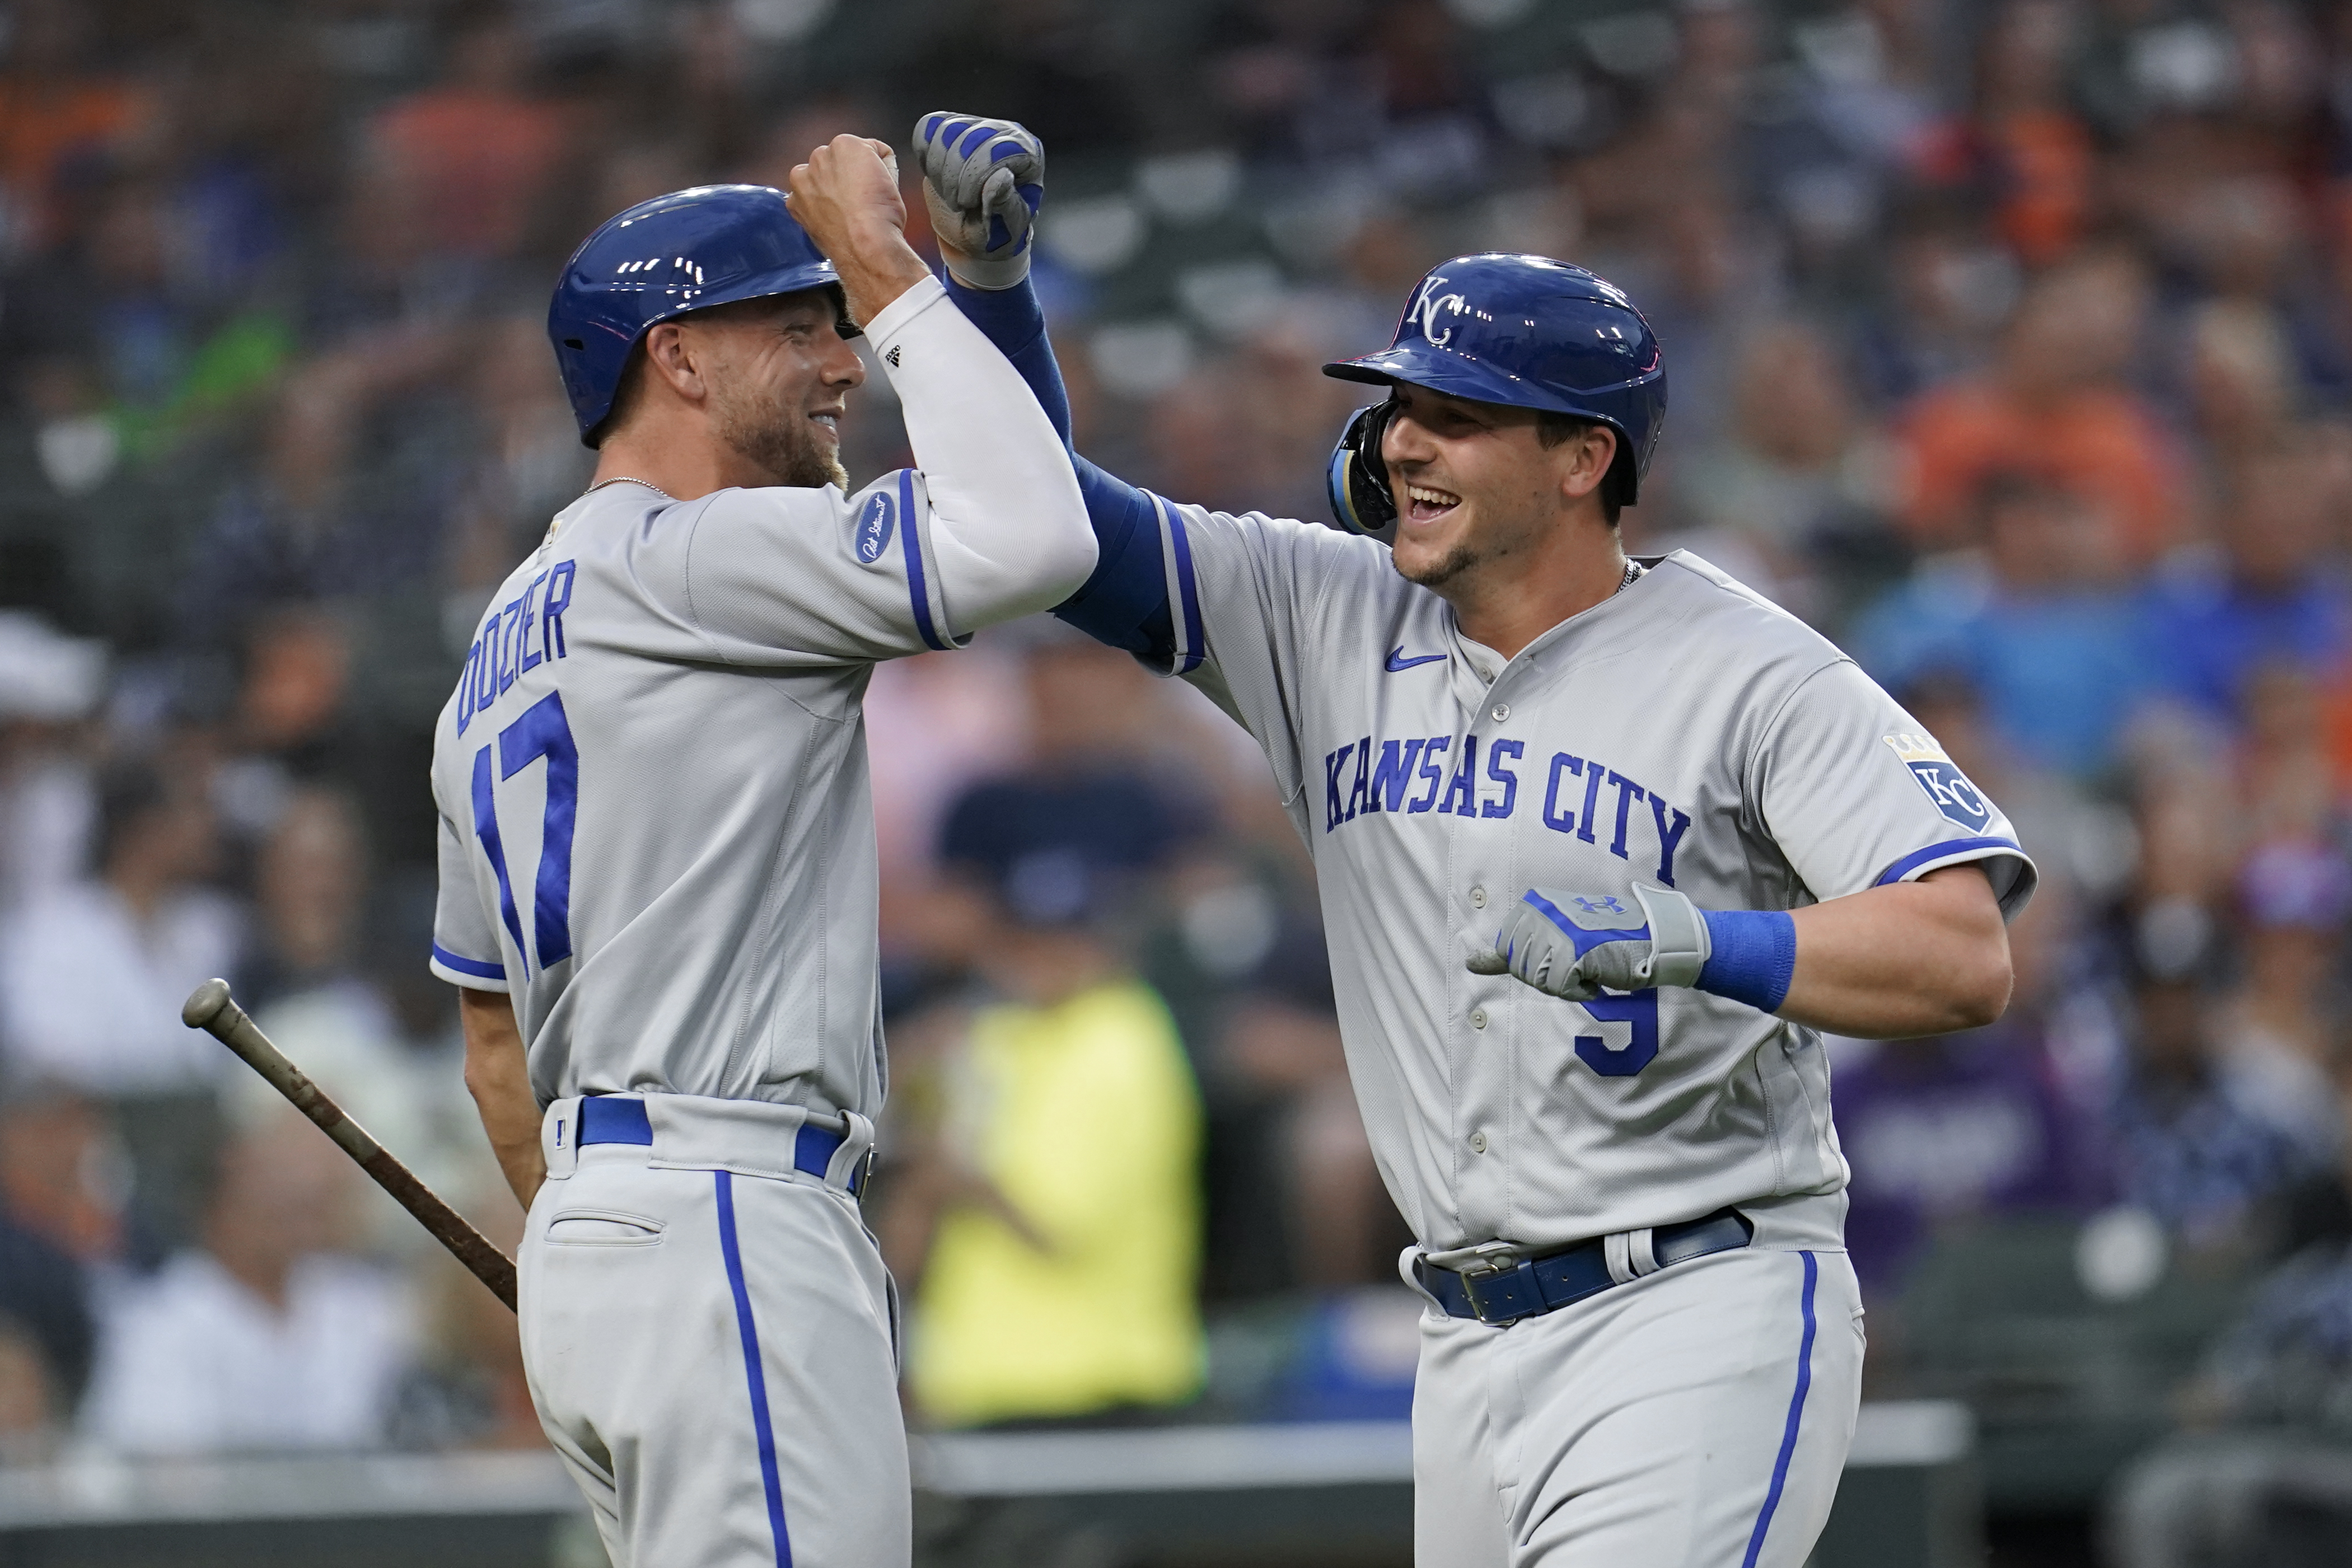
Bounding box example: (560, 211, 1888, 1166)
(183, 979, 520, 1312)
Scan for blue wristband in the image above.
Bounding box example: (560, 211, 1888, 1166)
(1696, 909, 1797, 1013)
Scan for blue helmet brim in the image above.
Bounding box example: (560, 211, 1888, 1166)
(1324, 340, 1662, 502)
(1323, 343, 1645, 423)
(639, 262, 849, 330)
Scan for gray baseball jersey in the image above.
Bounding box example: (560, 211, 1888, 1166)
(1132, 513, 2035, 1256)
(427, 277, 1091, 1118)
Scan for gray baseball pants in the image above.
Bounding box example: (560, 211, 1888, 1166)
(520, 1094, 908, 1567)
(1408, 1246, 1864, 1566)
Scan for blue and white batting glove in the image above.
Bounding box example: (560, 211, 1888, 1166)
(913, 111, 1044, 291)
(1466, 883, 1710, 1001)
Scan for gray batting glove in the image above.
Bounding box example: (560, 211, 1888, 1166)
(1466, 883, 1710, 1001)
(912, 111, 1044, 291)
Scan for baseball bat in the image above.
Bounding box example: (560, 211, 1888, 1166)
(181, 978, 519, 1312)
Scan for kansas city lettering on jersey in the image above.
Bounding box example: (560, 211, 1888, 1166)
(456, 558, 577, 735)
(1321, 733, 1694, 887)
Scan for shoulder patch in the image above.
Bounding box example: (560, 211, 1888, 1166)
(853, 490, 896, 565)
(1883, 732, 1994, 832)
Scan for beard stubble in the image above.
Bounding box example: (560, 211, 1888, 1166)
(1392, 539, 1480, 589)
(712, 376, 848, 490)
(1390, 491, 1554, 591)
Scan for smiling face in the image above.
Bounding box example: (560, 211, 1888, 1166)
(672, 288, 863, 488)
(1378, 382, 1617, 592)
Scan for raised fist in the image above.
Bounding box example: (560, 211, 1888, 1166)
(787, 135, 920, 326)
(912, 112, 1044, 291)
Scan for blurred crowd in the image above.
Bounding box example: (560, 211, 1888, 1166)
(3, 0, 2352, 1549)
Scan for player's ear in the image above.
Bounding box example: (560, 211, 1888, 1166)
(1556, 422, 1616, 507)
(639, 321, 709, 406)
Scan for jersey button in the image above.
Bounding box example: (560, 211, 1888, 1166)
(1490, 703, 1510, 722)
(1470, 886, 1487, 909)
(1470, 1007, 1489, 1030)
(1469, 1131, 1488, 1154)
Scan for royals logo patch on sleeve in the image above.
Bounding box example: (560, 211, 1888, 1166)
(1883, 732, 1994, 832)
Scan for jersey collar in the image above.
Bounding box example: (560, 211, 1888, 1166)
(1438, 553, 1670, 714)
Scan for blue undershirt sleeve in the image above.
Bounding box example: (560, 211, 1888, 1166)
(939, 272, 1072, 442)
(941, 272, 1177, 663)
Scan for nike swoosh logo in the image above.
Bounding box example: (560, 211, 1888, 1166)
(1385, 647, 1446, 672)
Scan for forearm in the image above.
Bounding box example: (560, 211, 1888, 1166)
(919, 117, 1177, 650)
(1778, 867, 2012, 1037)
(938, 276, 1179, 654)
(460, 988, 545, 1210)
(832, 235, 933, 333)
(1483, 864, 2013, 1039)
(867, 277, 1095, 625)
(941, 273, 1069, 441)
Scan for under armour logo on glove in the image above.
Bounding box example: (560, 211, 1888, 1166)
(913, 110, 1045, 291)
(1467, 883, 1710, 1002)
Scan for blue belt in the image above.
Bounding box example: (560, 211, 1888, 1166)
(1416, 1208, 1753, 1326)
(575, 1095, 867, 1195)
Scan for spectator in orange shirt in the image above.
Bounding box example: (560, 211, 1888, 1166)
(1911, 0, 2096, 267)
(1974, 0, 2094, 266)
(0, 0, 151, 259)
(1897, 245, 2184, 564)
(366, 13, 571, 266)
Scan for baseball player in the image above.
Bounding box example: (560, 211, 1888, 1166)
(426, 139, 1092, 1566)
(914, 114, 2035, 1565)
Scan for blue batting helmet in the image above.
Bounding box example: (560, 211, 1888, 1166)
(1322, 254, 1667, 542)
(548, 184, 854, 446)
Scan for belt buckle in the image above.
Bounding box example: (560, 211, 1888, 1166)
(1455, 1242, 1536, 1326)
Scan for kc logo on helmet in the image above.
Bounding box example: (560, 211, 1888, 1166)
(1883, 733, 1994, 832)
(853, 491, 896, 564)
(1409, 275, 1470, 347)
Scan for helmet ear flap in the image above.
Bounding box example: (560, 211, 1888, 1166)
(1327, 398, 1400, 546)
(1602, 424, 1639, 511)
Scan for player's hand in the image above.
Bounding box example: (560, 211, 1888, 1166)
(789, 134, 906, 243)
(1466, 883, 1710, 1002)
(911, 111, 1044, 291)
(788, 134, 927, 326)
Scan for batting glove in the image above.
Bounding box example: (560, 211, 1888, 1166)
(1466, 883, 1710, 1001)
(912, 111, 1044, 291)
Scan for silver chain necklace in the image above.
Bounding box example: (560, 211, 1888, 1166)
(581, 476, 677, 502)
(546, 476, 678, 545)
